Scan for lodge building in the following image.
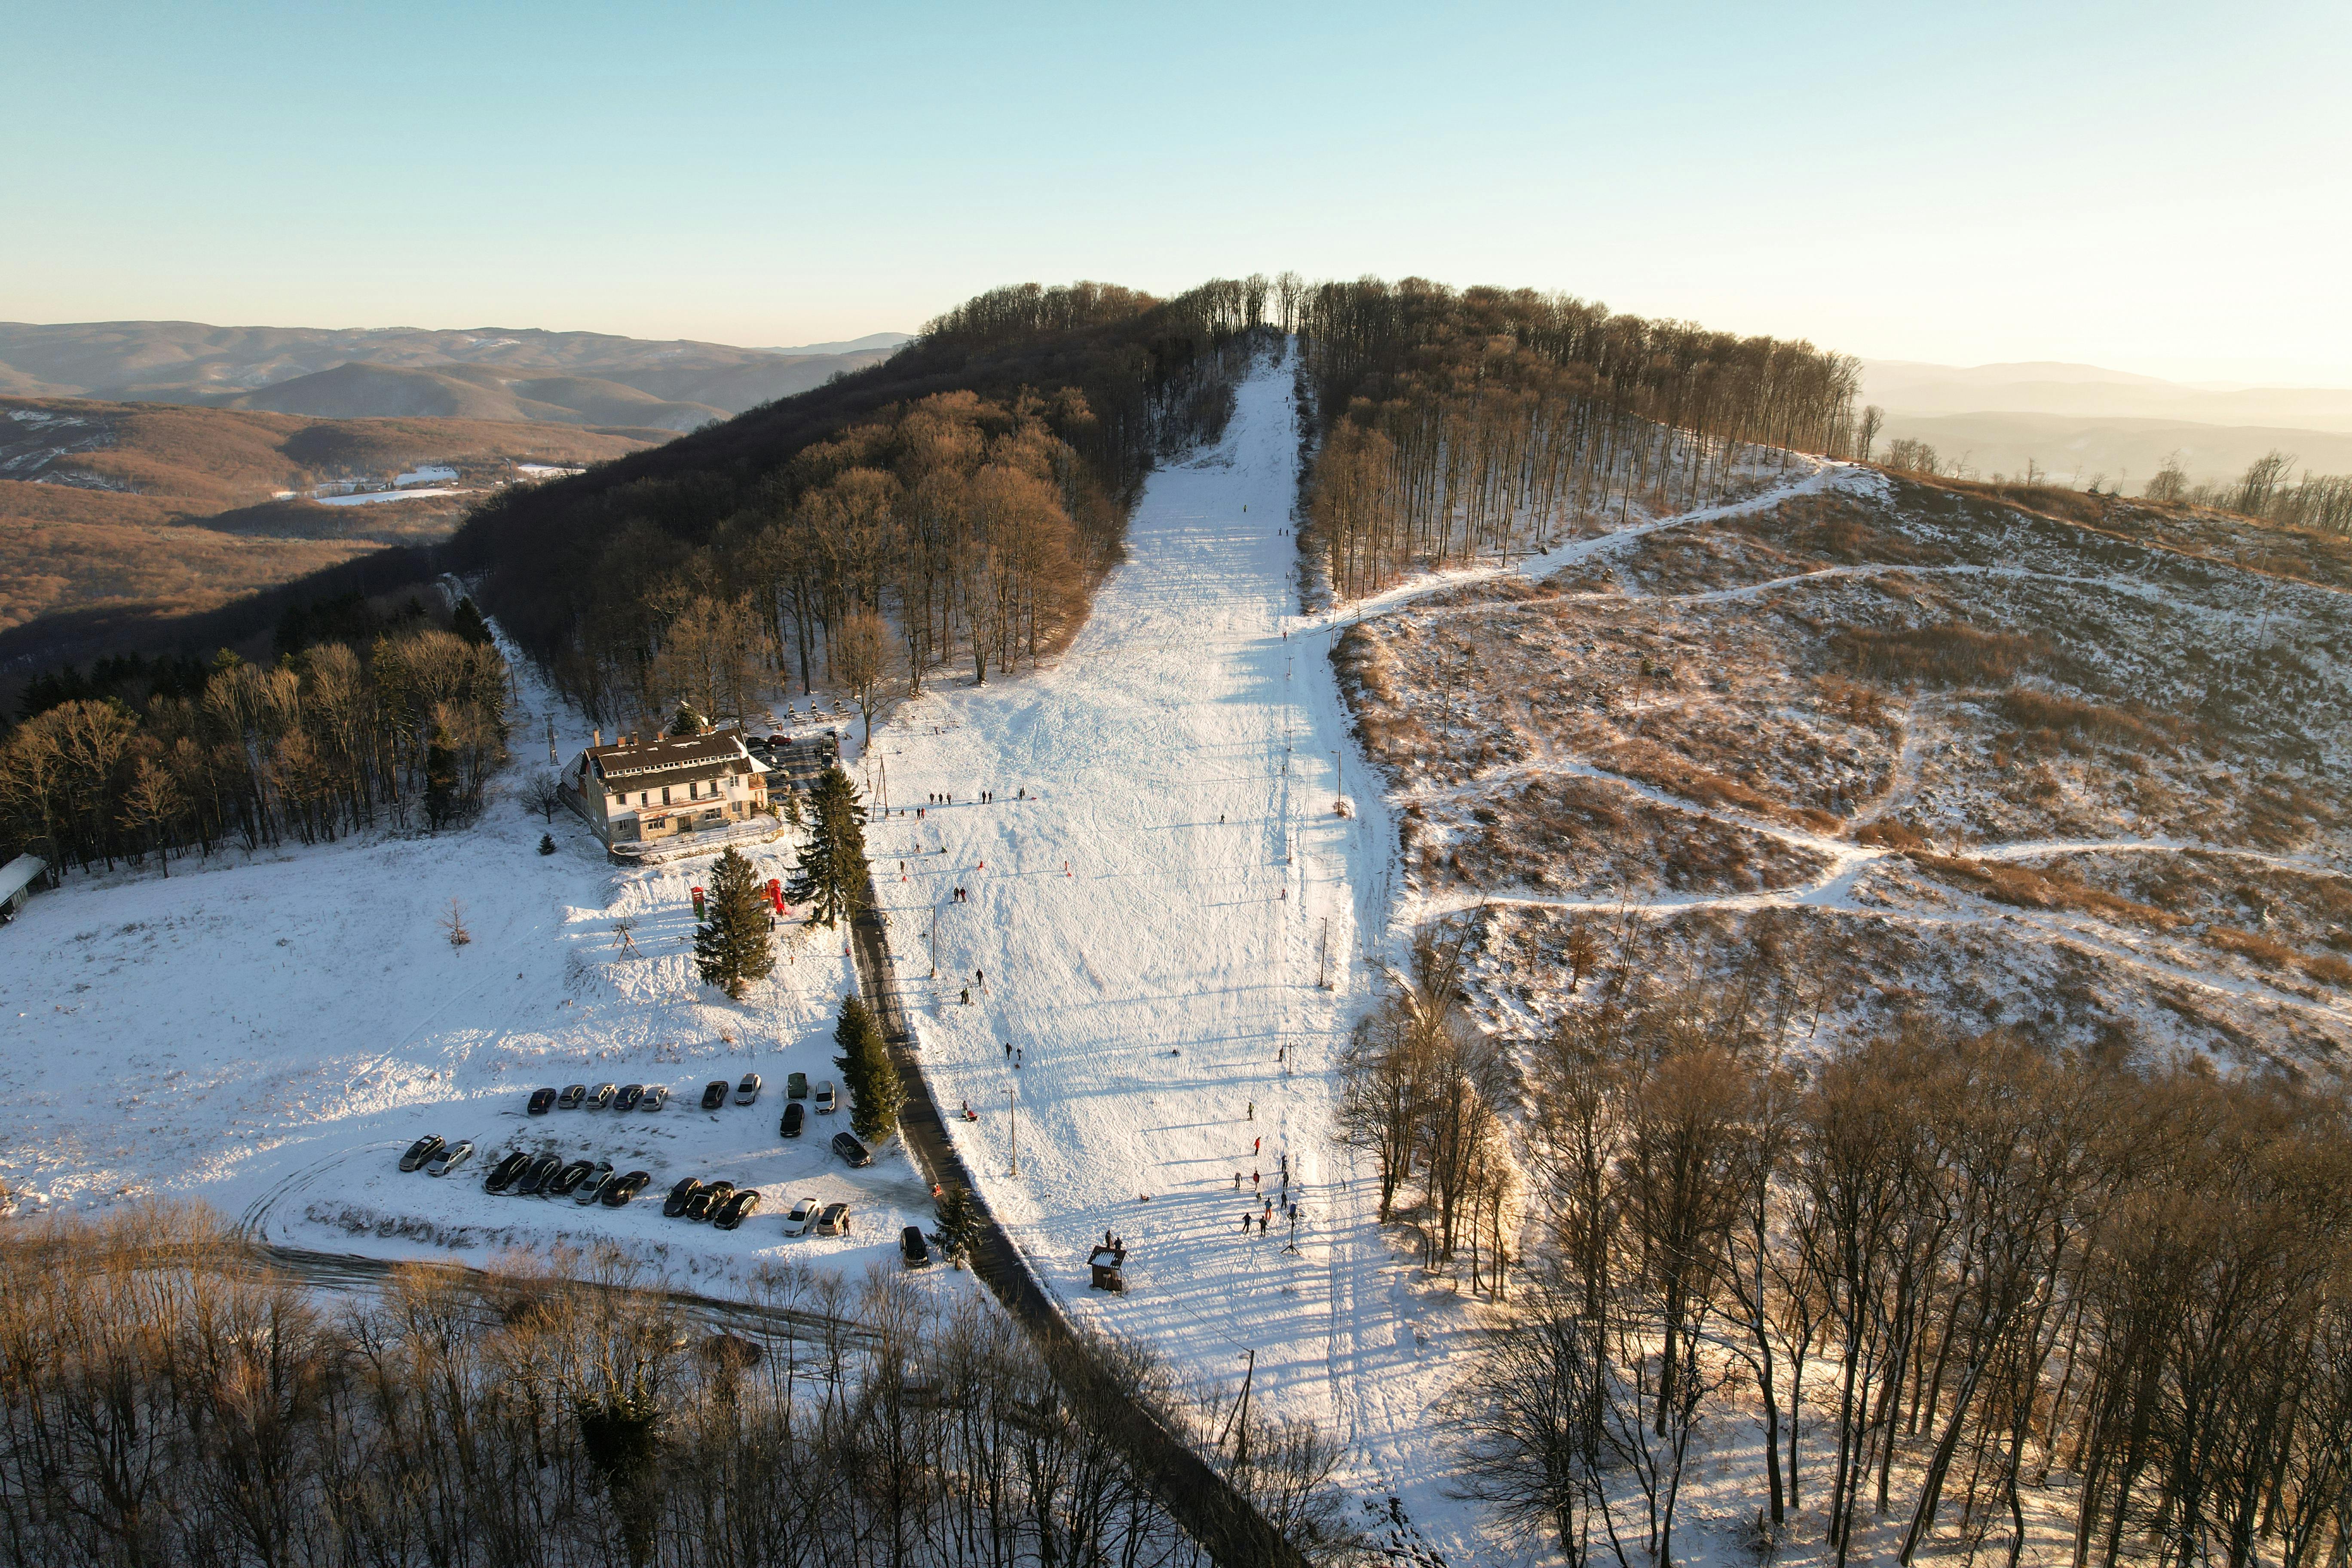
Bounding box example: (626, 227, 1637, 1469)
(562, 728, 771, 848)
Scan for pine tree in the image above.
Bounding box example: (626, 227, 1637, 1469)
(451, 596, 493, 646)
(668, 701, 704, 736)
(693, 848, 774, 999)
(538, 833, 557, 855)
(833, 993, 902, 1142)
(786, 766, 866, 927)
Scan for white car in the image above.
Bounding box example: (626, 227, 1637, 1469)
(783, 1196, 823, 1236)
(814, 1080, 837, 1114)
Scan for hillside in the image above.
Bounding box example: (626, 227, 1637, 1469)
(0, 395, 662, 642)
(1333, 468, 2352, 1073)
(0, 320, 906, 418)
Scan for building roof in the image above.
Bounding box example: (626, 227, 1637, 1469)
(0, 854, 46, 903)
(585, 730, 754, 784)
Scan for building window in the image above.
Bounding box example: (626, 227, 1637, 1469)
(661, 787, 670, 805)
(689, 782, 699, 800)
(639, 792, 648, 806)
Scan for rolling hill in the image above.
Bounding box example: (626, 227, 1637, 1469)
(0, 322, 910, 421)
(0, 395, 663, 648)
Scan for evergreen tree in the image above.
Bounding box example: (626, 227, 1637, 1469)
(833, 993, 902, 1143)
(667, 701, 704, 736)
(450, 596, 494, 646)
(538, 833, 557, 855)
(693, 848, 774, 999)
(786, 766, 866, 927)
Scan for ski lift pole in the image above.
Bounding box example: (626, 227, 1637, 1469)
(1009, 1084, 1018, 1178)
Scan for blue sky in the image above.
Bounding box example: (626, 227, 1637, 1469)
(6, 0, 2347, 381)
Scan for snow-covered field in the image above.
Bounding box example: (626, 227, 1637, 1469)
(862, 351, 1501, 1560)
(0, 654, 951, 1300)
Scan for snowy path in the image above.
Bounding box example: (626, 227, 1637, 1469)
(861, 352, 1476, 1550)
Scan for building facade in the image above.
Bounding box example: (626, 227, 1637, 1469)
(562, 729, 771, 848)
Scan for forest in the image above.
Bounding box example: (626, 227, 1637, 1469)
(1343, 922, 2352, 1568)
(1294, 278, 1864, 600)
(0, 1209, 1348, 1568)
(0, 594, 509, 874)
(448, 280, 1278, 726)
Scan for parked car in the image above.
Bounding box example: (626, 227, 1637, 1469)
(663, 1178, 703, 1218)
(557, 1084, 586, 1111)
(399, 1134, 445, 1173)
(815, 1202, 852, 1236)
(526, 1087, 556, 1116)
(600, 1170, 652, 1208)
(831, 1131, 872, 1167)
(516, 1153, 563, 1196)
(783, 1196, 822, 1235)
(427, 1139, 475, 1178)
(615, 1083, 645, 1112)
(573, 1160, 614, 1204)
(734, 1072, 762, 1106)
(588, 1083, 616, 1111)
(780, 1101, 805, 1138)
(787, 1072, 808, 1100)
(701, 1080, 729, 1111)
(714, 1189, 763, 1231)
(815, 1081, 838, 1115)
(640, 1085, 670, 1113)
(549, 1159, 595, 1197)
(484, 1151, 531, 1193)
(686, 1180, 735, 1222)
(900, 1225, 931, 1268)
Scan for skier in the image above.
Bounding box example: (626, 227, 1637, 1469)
(1004, 1041, 1013, 1060)
(1257, 1213, 1268, 1235)
(961, 987, 970, 1005)
(1232, 1172, 1241, 1190)
(1241, 1213, 1252, 1234)
(1252, 1170, 1260, 1190)
(1253, 1136, 1261, 1156)
(1014, 1046, 1023, 1068)
(1247, 1100, 1255, 1121)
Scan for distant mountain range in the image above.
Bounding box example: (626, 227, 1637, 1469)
(0, 322, 913, 431)
(1859, 359, 2352, 486)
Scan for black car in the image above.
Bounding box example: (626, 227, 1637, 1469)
(831, 1131, 873, 1168)
(548, 1159, 595, 1197)
(615, 1083, 645, 1112)
(780, 1101, 805, 1138)
(526, 1087, 556, 1115)
(701, 1080, 729, 1112)
(685, 1180, 735, 1222)
(484, 1151, 531, 1194)
(600, 1170, 651, 1208)
(714, 1189, 762, 1231)
(663, 1177, 703, 1219)
(398, 1134, 445, 1173)
(899, 1225, 931, 1268)
(557, 1084, 587, 1111)
(515, 1153, 563, 1196)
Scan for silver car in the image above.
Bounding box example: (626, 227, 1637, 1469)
(640, 1084, 669, 1112)
(783, 1195, 822, 1236)
(425, 1139, 474, 1177)
(573, 1160, 614, 1204)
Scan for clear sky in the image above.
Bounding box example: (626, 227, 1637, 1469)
(6, 0, 2346, 383)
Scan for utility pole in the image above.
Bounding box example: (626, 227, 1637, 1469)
(1317, 918, 1330, 989)
(929, 897, 939, 977)
(1008, 1084, 1018, 1177)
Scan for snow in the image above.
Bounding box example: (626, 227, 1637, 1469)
(395, 465, 460, 487)
(514, 462, 584, 478)
(314, 486, 466, 506)
(858, 348, 1484, 1560)
(0, 637, 960, 1303)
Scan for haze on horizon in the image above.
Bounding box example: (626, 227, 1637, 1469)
(4, 0, 2346, 387)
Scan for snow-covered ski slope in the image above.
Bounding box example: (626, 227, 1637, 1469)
(867, 351, 1484, 1556)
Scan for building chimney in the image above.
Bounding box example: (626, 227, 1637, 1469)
(593, 727, 602, 747)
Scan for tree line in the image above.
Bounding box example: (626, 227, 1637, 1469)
(0, 596, 508, 875)
(2149, 449, 2352, 535)
(1346, 918, 2352, 1568)
(0, 1208, 1347, 1568)
(453, 282, 1278, 728)
(1296, 278, 1863, 599)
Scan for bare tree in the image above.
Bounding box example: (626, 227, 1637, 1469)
(522, 772, 564, 823)
(835, 609, 889, 744)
